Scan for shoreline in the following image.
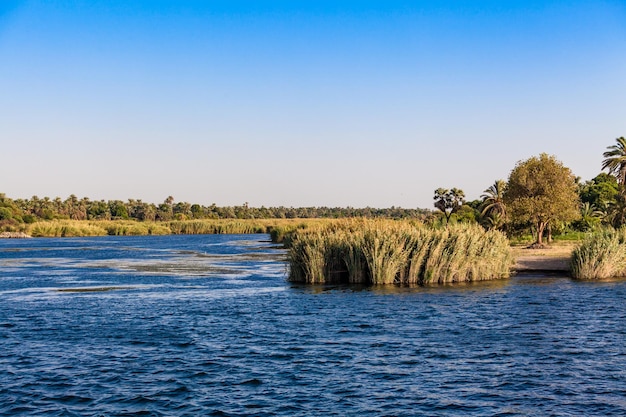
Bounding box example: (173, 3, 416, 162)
(0, 232, 31, 239)
(0, 230, 575, 273)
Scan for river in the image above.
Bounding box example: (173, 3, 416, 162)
(1, 234, 624, 416)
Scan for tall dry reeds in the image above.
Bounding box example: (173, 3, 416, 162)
(97, 221, 171, 236)
(287, 220, 511, 285)
(24, 219, 332, 238)
(28, 221, 108, 237)
(570, 229, 626, 279)
(168, 220, 267, 235)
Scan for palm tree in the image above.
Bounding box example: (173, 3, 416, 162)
(484, 211, 505, 230)
(602, 137, 626, 191)
(606, 194, 626, 228)
(433, 187, 465, 224)
(480, 180, 507, 219)
(578, 202, 603, 231)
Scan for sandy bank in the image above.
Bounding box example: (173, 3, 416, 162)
(0, 232, 31, 238)
(511, 244, 575, 273)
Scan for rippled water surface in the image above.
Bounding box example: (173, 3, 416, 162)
(1, 235, 625, 416)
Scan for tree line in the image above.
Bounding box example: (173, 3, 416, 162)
(2, 136, 624, 243)
(433, 136, 626, 245)
(0, 194, 432, 227)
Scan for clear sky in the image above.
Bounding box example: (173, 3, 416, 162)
(1, 1, 625, 209)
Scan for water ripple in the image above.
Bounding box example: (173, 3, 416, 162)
(0, 236, 625, 416)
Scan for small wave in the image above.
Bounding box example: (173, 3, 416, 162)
(237, 378, 263, 386)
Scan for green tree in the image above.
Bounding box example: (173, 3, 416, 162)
(156, 203, 173, 221)
(602, 136, 626, 191)
(87, 200, 111, 220)
(173, 202, 192, 220)
(190, 204, 205, 219)
(0, 207, 12, 220)
(109, 200, 129, 220)
(503, 153, 580, 245)
(480, 179, 507, 229)
(433, 188, 465, 224)
(604, 194, 626, 228)
(579, 173, 619, 208)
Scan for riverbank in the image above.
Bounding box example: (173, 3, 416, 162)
(1, 221, 579, 274)
(1, 218, 337, 239)
(511, 243, 575, 273)
(0, 232, 31, 238)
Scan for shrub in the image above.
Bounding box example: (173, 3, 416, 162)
(570, 229, 626, 279)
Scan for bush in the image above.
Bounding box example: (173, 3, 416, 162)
(570, 229, 626, 279)
(0, 207, 12, 220)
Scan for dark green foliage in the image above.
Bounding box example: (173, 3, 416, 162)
(579, 173, 619, 207)
(0, 207, 12, 220)
(454, 204, 478, 223)
(1, 193, 433, 229)
(109, 201, 129, 220)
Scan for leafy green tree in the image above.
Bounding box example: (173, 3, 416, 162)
(0, 207, 12, 220)
(503, 153, 580, 245)
(190, 204, 204, 219)
(455, 204, 478, 223)
(156, 203, 173, 221)
(87, 200, 111, 220)
(433, 188, 465, 224)
(602, 136, 626, 190)
(579, 173, 619, 208)
(173, 202, 192, 220)
(109, 200, 129, 220)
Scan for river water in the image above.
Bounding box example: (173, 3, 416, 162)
(0, 234, 625, 416)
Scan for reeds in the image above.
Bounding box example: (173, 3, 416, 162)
(287, 220, 512, 285)
(23, 218, 337, 238)
(28, 221, 108, 237)
(570, 228, 626, 279)
(97, 221, 171, 236)
(168, 220, 267, 235)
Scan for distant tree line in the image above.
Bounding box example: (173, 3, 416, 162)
(0, 194, 433, 228)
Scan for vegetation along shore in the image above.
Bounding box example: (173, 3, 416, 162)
(287, 219, 511, 285)
(2, 137, 626, 281)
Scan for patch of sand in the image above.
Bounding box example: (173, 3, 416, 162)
(511, 243, 577, 272)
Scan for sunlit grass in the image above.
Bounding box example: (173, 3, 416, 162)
(28, 221, 108, 237)
(23, 218, 338, 238)
(287, 219, 512, 285)
(570, 229, 626, 279)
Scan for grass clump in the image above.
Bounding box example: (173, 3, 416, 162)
(98, 221, 171, 236)
(28, 221, 108, 237)
(570, 229, 626, 279)
(168, 220, 266, 235)
(288, 219, 511, 285)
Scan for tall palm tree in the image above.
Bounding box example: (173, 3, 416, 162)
(602, 137, 626, 191)
(480, 180, 507, 219)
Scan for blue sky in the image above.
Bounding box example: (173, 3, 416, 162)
(1, 1, 625, 208)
